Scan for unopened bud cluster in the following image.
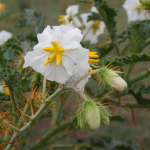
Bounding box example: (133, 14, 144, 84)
(77, 99, 110, 130)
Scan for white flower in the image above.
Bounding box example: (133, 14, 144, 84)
(81, 6, 105, 44)
(0, 84, 10, 95)
(23, 25, 89, 84)
(58, 5, 82, 28)
(123, 0, 148, 22)
(0, 30, 12, 45)
(106, 72, 127, 91)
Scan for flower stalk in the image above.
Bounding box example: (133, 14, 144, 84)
(5, 86, 78, 150)
(3, 120, 19, 132)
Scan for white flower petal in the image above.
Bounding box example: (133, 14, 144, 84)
(0, 30, 12, 45)
(37, 25, 54, 43)
(91, 6, 98, 13)
(53, 25, 83, 49)
(73, 16, 82, 28)
(66, 5, 79, 16)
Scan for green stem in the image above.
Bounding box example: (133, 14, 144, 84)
(56, 98, 64, 121)
(73, 69, 99, 87)
(126, 64, 134, 79)
(8, 83, 19, 120)
(38, 130, 76, 150)
(48, 144, 92, 149)
(113, 42, 121, 56)
(42, 77, 47, 101)
(4, 120, 20, 132)
(108, 99, 150, 109)
(29, 116, 77, 150)
(128, 69, 150, 84)
(5, 86, 78, 150)
(18, 100, 30, 128)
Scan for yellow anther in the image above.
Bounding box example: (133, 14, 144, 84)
(88, 59, 99, 63)
(51, 41, 59, 50)
(58, 15, 66, 25)
(3, 87, 10, 95)
(58, 19, 65, 22)
(43, 47, 55, 53)
(56, 53, 62, 66)
(58, 47, 64, 53)
(0, 3, 5, 12)
(88, 52, 97, 55)
(88, 68, 93, 72)
(88, 54, 99, 58)
(44, 53, 56, 66)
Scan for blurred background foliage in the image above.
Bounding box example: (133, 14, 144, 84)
(0, 0, 150, 150)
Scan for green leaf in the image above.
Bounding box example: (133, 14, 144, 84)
(93, 0, 118, 40)
(96, 53, 150, 67)
(118, 20, 150, 53)
(15, 9, 45, 35)
(77, 0, 93, 3)
(2, 38, 23, 62)
(129, 85, 150, 105)
(0, 11, 13, 22)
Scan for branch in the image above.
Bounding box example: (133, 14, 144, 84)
(5, 86, 78, 150)
(48, 143, 92, 149)
(108, 99, 150, 109)
(128, 69, 150, 84)
(29, 116, 77, 150)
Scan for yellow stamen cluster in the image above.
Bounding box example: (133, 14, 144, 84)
(58, 15, 66, 25)
(43, 41, 64, 66)
(91, 21, 100, 35)
(3, 87, 10, 95)
(0, 3, 5, 12)
(88, 52, 99, 63)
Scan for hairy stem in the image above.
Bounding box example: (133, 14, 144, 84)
(73, 69, 99, 87)
(4, 120, 20, 132)
(29, 116, 77, 150)
(48, 143, 92, 149)
(128, 69, 150, 84)
(5, 86, 78, 150)
(108, 99, 150, 109)
(18, 100, 30, 128)
(42, 76, 47, 101)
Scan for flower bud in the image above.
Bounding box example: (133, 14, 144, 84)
(84, 100, 100, 130)
(100, 113, 110, 126)
(77, 100, 101, 130)
(98, 68, 127, 91)
(97, 104, 110, 126)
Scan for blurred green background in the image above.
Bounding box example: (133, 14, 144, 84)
(1, 0, 150, 149)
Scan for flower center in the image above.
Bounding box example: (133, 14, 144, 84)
(134, 3, 142, 13)
(43, 41, 64, 66)
(91, 21, 100, 35)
